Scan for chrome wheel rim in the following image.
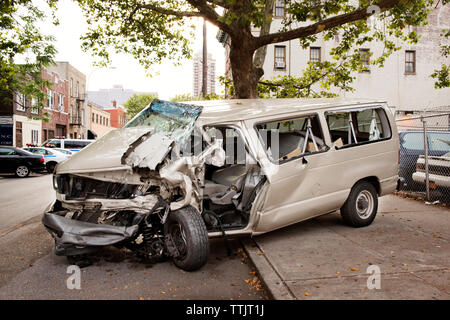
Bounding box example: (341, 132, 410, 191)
(169, 222, 187, 259)
(356, 190, 374, 219)
(16, 166, 29, 177)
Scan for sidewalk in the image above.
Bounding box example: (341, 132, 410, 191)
(243, 194, 449, 300)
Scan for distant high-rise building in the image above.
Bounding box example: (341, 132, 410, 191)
(193, 52, 216, 97)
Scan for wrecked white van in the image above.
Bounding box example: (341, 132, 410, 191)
(43, 99, 400, 271)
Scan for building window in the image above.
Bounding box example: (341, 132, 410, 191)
(359, 49, 370, 72)
(31, 129, 39, 145)
(70, 78, 73, 97)
(274, 45, 286, 70)
(31, 97, 39, 114)
(310, 47, 321, 62)
(96, 114, 99, 123)
(92, 113, 95, 122)
(76, 81, 79, 98)
(405, 50, 416, 74)
(274, 0, 285, 17)
(16, 93, 26, 111)
(47, 90, 54, 109)
(58, 94, 64, 112)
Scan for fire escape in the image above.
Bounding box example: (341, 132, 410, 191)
(70, 94, 85, 126)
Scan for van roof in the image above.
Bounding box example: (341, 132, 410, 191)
(190, 98, 387, 123)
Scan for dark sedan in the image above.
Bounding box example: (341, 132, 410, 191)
(0, 146, 46, 177)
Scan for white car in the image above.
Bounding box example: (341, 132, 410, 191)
(413, 152, 450, 189)
(23, 147, 70, 173)
(54, 148, 74, 156)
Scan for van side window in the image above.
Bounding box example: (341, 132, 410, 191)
(326, 107, 391, 148)
(256, 115, 326, 163)
(206, 127, 247, 165)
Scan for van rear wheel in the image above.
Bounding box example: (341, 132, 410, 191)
(341, 181, 378, 227)
(164, 206, 209, 271)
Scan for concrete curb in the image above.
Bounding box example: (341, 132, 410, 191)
(241, 237, 296, 300)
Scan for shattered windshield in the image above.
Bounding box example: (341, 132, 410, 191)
(125, 99, 203, 143)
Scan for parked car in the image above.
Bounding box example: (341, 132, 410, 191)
(53, 148, 74, 156)
(399, 130, 450, 189)
(0, 146, 45, 177)
(23, 147, 70, 173)
(43, 99, 400, 271)
(412, 152, 450, 190)
(42, 138, 93, 152)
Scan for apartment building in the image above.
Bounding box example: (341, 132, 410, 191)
(104, 100, 127, 129)
(0, 69, 68, 147)
(218, 1, 450, 110)
(193, 52, 216, 97)
(87, 102, 114, 139)
(41, 69, 69, 143)
(47, 62, 87, 139)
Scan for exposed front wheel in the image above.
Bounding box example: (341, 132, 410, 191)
(341, 181, 378, 227)
(164, 206, 209, 271)
(15, 165, 30, 178)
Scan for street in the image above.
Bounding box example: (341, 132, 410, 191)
(0, 174, 267, 300)
(0, 173, 448, 300)
(0, 174, 55, 235)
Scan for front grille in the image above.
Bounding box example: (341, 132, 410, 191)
(55, 174, 138, 200)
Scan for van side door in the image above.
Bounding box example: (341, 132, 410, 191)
(247, 113, 338, 233)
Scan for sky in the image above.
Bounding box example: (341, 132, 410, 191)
(36, 0, 226, 100)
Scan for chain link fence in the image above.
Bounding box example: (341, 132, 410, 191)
(396, 112, 450, 204)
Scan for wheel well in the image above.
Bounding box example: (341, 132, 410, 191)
(47, 161, 57, 166)
(356, 176, 380, 195)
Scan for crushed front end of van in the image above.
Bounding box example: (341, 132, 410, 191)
(43, 100, 227, 271)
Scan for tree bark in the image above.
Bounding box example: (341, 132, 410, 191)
(229, 38, 259, 99)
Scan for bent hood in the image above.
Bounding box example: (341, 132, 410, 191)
(57, 100, 203, 174)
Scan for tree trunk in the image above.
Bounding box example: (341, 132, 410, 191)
(229, 39, 260, 99)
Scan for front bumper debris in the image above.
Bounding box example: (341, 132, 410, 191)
(42, 212, 139, 256)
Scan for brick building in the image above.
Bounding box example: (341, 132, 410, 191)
(47, 62, 87, 139)
(41, 69, 69, 142)
(0, 69, 69, 147)
(104, 100, 127, 129)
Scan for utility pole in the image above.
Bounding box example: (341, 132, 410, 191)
(201, 19, 208, 97)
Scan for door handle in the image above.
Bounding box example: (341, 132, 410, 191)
(302, 157, 308, 165)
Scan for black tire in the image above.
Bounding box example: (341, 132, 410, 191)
(15, 165, 30, 178)
(46, 162, 57, 173)
(164, 206, 209, 271)
(341, 181, 378, 227)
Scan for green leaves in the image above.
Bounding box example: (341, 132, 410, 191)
(123, 93, 158, 120)
(58, 0, 443, 98)
(0, 0, 56, 118)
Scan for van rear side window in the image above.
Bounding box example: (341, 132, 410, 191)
(256, 114, 326, 163)
(326, 107, 391, 148)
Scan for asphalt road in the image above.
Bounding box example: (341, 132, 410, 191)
(0, 174, 267, 300)
(0, 173, 55, 235)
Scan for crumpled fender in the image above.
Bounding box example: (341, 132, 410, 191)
(42, 212, 139, 247)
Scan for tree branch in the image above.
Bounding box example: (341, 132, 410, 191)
(205, 0, 231, 9)
(186, 0, 233, 35)
(137, 2, 202, 17)
(256, 0, 406, 48)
